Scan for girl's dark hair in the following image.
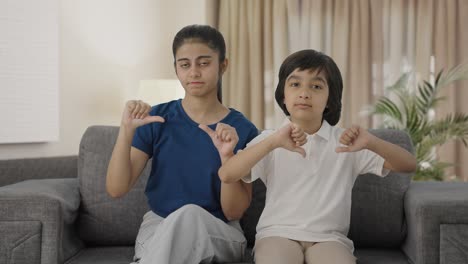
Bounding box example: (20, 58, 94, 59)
(172, 24, 226, 102)
(275, 49, 343, 125)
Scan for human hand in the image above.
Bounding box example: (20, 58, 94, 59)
(335, 125, 371, 153)
(121, 100, 165, 130)
(274, 123, 307, 157)
(199, 123, 239, 159)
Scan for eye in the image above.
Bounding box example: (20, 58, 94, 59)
(179, 63, 189, 68)
(311, 85, 322, 90)
(199, 62, 209, 67)
(289, 82, 300, 87)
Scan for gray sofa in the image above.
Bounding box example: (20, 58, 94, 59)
(1, 126, 468, 264)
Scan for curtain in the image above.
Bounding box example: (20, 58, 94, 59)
(218, 0, 290, 129)
(286, 0, 374, 128)
(216, 0, 468, 180)
(433, 0, 468, 181)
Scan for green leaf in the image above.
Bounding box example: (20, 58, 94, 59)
(365, 63, 468, 181)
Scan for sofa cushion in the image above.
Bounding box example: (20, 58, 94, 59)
(78, 126, 150, 246)
(241, 129, 413, 248)
(354, 249, 410, 264)
(348, 129, 413, 248)
(240, 180, 266, 248)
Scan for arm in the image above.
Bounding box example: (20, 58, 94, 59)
(218, 123, 307, 183)
(200, 123, 306, 220)
(218, 133, 279, 183)
(106, 100, 165, 198)
(219, 152, 253, 221)
(217, 123, 306, 220)
(220, 181, 252, 221)
(335, 125, 417, 173)
(199, 123, 250, 220)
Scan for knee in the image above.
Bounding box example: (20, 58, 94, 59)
(162, 204, 212, 243)
(168, 204, 207, 223)
(253, 243, 271, 262)
(177, 204, 206, 216)
(254, 237, 303, 264)
(255, 249, 302, 264)
(305, 242, 356, 264)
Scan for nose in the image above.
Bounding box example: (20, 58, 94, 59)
(189, 66, 201, 78)
(299, 90, 310, 99)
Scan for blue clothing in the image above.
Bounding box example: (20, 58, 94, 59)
(132, 99, 258, 222)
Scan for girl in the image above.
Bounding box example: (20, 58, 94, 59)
(106, 25, 258, 264)
(218, 49, 417, 264)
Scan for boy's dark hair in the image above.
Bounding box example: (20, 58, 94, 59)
(275, 49, 343, 125)
(172, 24, 226, 102)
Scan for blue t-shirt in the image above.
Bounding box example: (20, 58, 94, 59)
(132, 99, 258, 222)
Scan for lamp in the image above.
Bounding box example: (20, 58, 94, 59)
(137, 79, 185, 106)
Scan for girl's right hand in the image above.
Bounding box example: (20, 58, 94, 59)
(121, 100, 165, 130)
(274, 123, 307, 157)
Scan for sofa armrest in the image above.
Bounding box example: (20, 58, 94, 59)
(0, 156, 78, 187)
(403, 181, 468, 264)
(0, 178, 83, 264)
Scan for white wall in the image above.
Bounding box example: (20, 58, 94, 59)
(0, 0, 214, 159)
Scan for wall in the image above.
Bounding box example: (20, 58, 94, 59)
(0, 0, 214, 159)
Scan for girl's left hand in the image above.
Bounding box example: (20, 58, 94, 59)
(199, 123, 239, 159)
(335, 125, 372, 153)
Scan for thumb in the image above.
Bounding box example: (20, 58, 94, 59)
(144, 115, 165, 124)
(293, 147, 306, 158)
(199, 124, 215, 138)
(291, 122, 299, 133)
(335, 146, 349, 153)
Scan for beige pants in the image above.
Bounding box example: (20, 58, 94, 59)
(255, 236, 356, 264)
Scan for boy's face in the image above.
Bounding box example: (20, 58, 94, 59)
(283, 68, 329, 123)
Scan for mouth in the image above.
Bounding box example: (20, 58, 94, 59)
(294, 103, 312, 109)
(188, 81, 204, 85)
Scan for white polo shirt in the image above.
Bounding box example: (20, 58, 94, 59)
(242, 119, 389, 252)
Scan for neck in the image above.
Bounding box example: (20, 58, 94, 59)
(182, 95, 228, 125)
(290, 117, 323, 135)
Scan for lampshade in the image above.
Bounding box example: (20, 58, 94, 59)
(137, 79, 185, 105)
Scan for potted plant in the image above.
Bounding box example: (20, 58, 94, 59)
(367, 64, 468, 181)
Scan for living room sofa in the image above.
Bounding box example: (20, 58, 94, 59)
(1, 125, 468, 264)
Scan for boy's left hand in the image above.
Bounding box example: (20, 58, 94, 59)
(199, 123, 239, 159)
(336, 125, 372, 153)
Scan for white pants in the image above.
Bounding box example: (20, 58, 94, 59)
(133, 204, 246, 264)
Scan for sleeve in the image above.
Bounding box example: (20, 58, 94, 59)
(131, 106, 161, 157)
(235, 122, 259, 151)
(245, 124, 259, 147)
(241, 131, 274, 185)
(354, 149, 390, 178)
(132, 124, 154, 157)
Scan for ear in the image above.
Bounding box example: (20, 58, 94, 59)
(220, 58, 228, 74)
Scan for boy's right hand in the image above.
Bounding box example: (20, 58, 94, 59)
(274, 123, 307, 157)
(121, 100, 165, 130)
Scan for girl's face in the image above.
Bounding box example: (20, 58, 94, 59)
(174, 42, 226, 99)
(283, 68, 329, 123)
